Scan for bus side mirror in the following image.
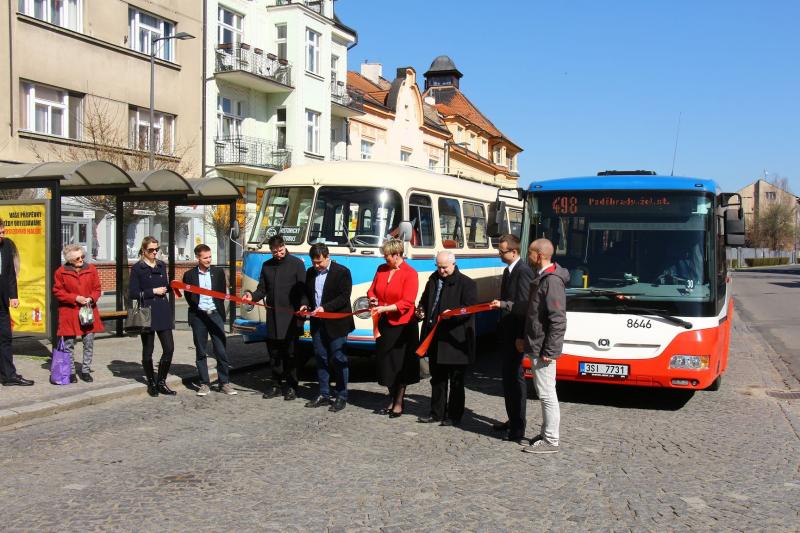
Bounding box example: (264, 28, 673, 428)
(230, 219, 241, 241)
(488, 201, 507, 238)
(724, 207, 745, 247)
(397, 221, 414, 242)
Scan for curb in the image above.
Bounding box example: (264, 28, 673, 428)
(0, 361, 266, 428)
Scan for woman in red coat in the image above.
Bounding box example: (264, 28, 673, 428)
(52, 244, 104, 383)
(368, 239, 420, 417)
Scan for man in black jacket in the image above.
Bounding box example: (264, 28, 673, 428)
(489, 234, 533, 443)
(300, 243, 354, 412)
(0, 220, 33, 387)
(416, 251, 477, 426)
(183, 244, 235, 397)
(242, 235, 307, 400)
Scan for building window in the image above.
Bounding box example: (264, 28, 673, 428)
(19, 0, 81, 31)
(217, 96, 242, 138)
(463, 201, 488, 248)
(276, 107, 287, 149)
(305, 109, 320, 153)
(129, 7, 175, 61)
(331, 55, 339, 85)
(508, 154, 515, 170)
(481, 139, 488, 158)
(493, 146, 502, 164)
(360, 139, 373, 160)
(21, 82, 82, 139)
(456, 126, 464, 143)
(428, 158, 439, 172)
(400, 149, 412, 163)
(276, 24, 287, 60)
(469, 132, 476, 151)
(765, 191, 776, 201)
(306, 28, 320, 74)
(129, 107, 175, 154)
(218, 6, 243, 47)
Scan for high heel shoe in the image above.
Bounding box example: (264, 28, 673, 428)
(376, 407, 392, 415)
(388, 398, 405, 418)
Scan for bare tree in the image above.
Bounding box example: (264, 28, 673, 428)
(755, 199, 795, 251)
(30, 98, 196, 220)
(202, 203, 253, 263)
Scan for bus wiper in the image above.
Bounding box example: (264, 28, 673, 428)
(568, 289, 643, 301)
(613, 306, 693, 329)
(344, 234, 356, 253)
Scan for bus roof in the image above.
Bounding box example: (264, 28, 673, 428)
(267, 160, 513, 201)
(527, 175, 718, 193)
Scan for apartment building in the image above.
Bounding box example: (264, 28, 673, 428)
(0, 0, 204, 259)
(347, 64, 450, 172)
(423, 55, 522, 187)
(206, 0, 360, 223)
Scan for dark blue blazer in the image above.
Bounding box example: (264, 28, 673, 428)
(129, 259, 173, 331)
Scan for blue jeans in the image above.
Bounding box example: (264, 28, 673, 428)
(189, 310, 230, 385)
(312, 329, 348, 400)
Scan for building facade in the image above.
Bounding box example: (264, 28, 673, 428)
(205, 0, 361, 246)
(0, 0, 204, 260)
(736, 178, 799, 249)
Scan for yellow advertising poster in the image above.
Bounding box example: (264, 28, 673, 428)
(0, 203, 47, 334)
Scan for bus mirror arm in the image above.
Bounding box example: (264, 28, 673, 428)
(397, 221, 414, 243)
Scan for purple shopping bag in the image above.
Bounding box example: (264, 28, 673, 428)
(50, 338, 72, 385)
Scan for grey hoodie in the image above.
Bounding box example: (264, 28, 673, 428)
(522, 263, 570, 359)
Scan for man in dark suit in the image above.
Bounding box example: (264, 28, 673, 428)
(242, 235, 307, 400)
(416, 251, 477, 426)
(183, 244, 235, 397)
(300, 243, 354, 412)
(489, 234, 534, 443)
(0, 219, 33, 387)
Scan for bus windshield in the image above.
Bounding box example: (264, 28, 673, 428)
(308, 187, 403, 247)
(250, 186, 314, 245)
(529, 191, 714, 314)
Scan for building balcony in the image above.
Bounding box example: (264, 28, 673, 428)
(275, 0, 325, 15)
(215, 45, 292, 93)
(215, 135, 292, 174)
(331, 82, 364, 117)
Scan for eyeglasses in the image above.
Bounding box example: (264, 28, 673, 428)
(146, 247, 160, 253)
(498, 249, 514, 255)
(74, 255, 85, 261)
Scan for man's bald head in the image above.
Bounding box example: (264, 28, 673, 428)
(528, 238, 555, 269)
(435, 250, 456, 277)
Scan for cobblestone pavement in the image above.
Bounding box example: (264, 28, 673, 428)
(0, 317, 798, 532)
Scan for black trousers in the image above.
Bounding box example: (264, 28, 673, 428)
(0, 306, 15, 380)
(266, 338, 298, 390)
(429, 360, 467, 423)
(140, 329, 174, 373)
(501, 343, 527, 437)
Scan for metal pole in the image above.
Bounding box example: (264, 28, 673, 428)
(149, 38, 157, 170)
(115, 196, 124, 336)
(228, 199, 237, 331)
(49, 182, 61, 347)
(168, 200, 176, 321)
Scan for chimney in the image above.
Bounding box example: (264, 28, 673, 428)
(360, 62, 382, 85)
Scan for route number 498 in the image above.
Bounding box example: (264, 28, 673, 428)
(626, 318, 652, 329)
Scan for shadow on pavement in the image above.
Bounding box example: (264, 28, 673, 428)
(556, 381, 694, 410)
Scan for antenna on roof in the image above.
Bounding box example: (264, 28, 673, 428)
(670, 112, 682, 177)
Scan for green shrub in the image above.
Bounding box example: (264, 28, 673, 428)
(728, 259, 740, 268)
(744, 257, 790, 267)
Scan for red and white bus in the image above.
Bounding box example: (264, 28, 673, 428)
(514, 171, 745, 390)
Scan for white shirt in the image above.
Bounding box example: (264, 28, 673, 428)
(197, 267, 215, 312)
(507, 256, 521, 274)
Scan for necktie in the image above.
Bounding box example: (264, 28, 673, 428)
(430, 278, 444, 324)
(501, 267, 510, 300)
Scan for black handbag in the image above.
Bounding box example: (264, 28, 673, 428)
(124, 293, 152, 334)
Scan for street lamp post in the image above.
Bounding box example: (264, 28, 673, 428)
(149, 32, 195, 170)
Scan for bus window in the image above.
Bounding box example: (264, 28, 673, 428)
(409, 194, 434, 247)
(508, 208, 522, 237)
(438, 197, 464, 249)
(251, 186, 314, 244)
(308, 187, 402, 247)
(464, 201, 489, 248)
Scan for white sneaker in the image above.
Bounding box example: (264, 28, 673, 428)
(196, 384, 211, 396)
(522, 439, 559, 454)
(221, 383, 238, 395)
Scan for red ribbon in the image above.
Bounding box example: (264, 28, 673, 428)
(415, 302, 495, 357)
(170, 280, 371, 321)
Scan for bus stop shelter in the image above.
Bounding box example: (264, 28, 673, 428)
(0, 161, 240, 340)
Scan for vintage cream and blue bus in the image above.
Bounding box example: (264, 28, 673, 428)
(234, 161, 522, 349)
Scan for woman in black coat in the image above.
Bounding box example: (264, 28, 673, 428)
(129, 236, 175, 397)
(415, 252, 477, 425)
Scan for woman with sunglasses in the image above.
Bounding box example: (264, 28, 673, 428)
(129, 236, 174, 397)
(52, 244, 103, 383)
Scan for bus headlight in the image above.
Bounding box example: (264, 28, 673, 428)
(352, 297, 372, 319)
(241, 291, 255, 313)
(669, 355, 709, 370)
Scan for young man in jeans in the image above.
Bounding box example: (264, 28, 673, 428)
(516, 238, 569, 454)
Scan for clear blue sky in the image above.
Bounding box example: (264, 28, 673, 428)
(336, 0, 799, 193)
